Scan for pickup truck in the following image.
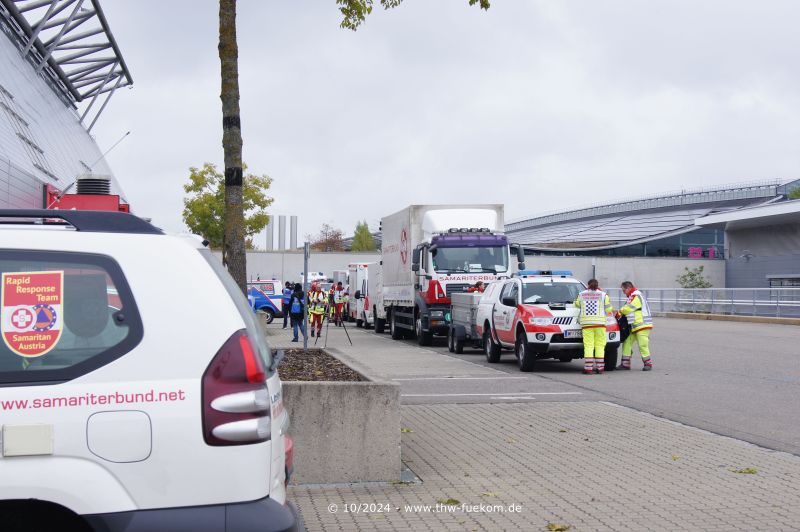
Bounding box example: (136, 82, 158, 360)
(475, 271, 620, 371)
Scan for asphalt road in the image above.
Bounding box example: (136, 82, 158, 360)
(383, 318, 800, 455)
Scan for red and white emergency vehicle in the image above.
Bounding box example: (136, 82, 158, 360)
(476, 271, 620, 372)
(347, 262, 373, 327)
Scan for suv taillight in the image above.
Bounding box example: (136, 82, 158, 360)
(202, 329, 270, 446)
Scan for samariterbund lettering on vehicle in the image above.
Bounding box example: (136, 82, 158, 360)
(0, 210, 298, 532)
(380, 204, 527, 346)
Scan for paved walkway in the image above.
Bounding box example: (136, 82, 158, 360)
(268, 323, 800, 531)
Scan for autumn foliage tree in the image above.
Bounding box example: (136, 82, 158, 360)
(309, 224, 345, 252)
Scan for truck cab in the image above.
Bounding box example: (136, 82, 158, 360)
(476, 271, 620, 371)
(246, 280, 284, 325)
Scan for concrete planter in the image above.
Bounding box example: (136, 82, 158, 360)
(281, 348, 401, 484)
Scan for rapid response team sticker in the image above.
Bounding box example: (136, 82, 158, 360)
(1, 271, 64, 358)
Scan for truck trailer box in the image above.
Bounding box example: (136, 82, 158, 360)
(381, 204, 505, 305)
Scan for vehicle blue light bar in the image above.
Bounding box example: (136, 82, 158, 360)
(518, 270, 573, 276)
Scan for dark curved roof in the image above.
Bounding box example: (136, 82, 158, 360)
(507, 180, 799, 251)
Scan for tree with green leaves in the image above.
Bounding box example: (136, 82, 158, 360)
(676, 265, 713, 288)
(788, 186, 800, 200)
(183, 162, 273, 250)
(337, 0, 490, 30)
(351, 220, 377, 251)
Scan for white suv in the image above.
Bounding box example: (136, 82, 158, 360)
(476, 271, 620, 371)
(0, 210, 298, 532)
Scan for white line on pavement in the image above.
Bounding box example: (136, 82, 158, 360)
(401, 392, 582, 397)
(393, 376, 530, 381)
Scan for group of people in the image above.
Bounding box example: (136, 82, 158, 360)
(280, 280, 349, 343)
(573, 279, 654, 375)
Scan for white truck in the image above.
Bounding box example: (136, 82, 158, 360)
(380, 204, 526, 345)
(347, 262, 373, 327)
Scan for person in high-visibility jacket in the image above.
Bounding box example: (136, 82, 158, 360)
(333, 282, 346, 326)
(573, 279, 614, 374)
(308, 283, 326, 337)
(616, 281, 654, 371)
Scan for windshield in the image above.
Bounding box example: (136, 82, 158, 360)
(431, 246, 508, 273)
(522, 282, 583, 305)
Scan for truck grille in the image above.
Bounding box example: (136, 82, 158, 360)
(445, 284, 470, 297)
(552, 317, 573, 325)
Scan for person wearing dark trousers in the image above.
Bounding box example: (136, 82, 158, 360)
(282, 281, 293, 329)
(289, 283, 306, 342)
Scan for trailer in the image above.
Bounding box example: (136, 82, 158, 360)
(366, 262, 385, 332)
(448, 292, 484, 353)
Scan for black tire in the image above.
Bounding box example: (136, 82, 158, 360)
(259, 308, 275, 325)
(356, 318, 363, 328)
(390, 311, 403, 340)
(374, 307, 386, 334)
(448, 328, 456, 352)
(558, 355, 572, 363)
(605, 345, 618, 371)
(483, 328, 501, 363)
(516, 331, 536, 372)
(454, 335, 464, 354)
(416, 316, 433, 346)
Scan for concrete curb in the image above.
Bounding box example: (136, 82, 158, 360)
(281, 348, 401, 485)
(665, 312, 800, 326)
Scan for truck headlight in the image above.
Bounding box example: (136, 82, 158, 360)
(529, 317, 553, 326)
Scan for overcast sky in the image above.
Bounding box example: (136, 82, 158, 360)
(94, 0, 800, 245)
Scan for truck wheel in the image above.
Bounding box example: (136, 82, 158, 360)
(454, 335, 464, 354)
(483, 330, 501, 363)
(416, 317, 433, 346)
(604, 345, 618, 371)
(259, 308, 274, 325)
(356, 317, 363, 328)
(516, 331, 536, 372)
(374, 307, 386, 334)
(390, 312, 403, 340)
(448, 328, 456, 352)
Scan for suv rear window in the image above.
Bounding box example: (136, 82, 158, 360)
(0, 251, 142, 385)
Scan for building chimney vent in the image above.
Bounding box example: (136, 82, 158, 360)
(76, 174, 111, 195)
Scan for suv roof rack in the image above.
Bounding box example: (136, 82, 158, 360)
(0, 209, 163, 235)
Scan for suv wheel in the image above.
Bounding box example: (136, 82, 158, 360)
(516, 331, 536, 372)
(604, 344, 618, 371)
(259, 308, 275, 325)
(484, 329, 501, 363)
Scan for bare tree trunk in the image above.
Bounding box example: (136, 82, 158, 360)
(218, 0, 246, 292)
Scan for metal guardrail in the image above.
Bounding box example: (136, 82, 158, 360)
(606, 288, 800, 318)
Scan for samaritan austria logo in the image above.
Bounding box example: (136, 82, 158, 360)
(1, 271, 64, 358)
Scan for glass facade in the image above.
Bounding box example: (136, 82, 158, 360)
(526, 228, 725, 259)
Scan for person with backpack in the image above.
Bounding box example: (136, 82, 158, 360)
(616, 281, 654, 370)
(282, 281, 293, 329)
(289, 283, 306, 342)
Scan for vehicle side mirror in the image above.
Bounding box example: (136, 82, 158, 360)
(502, 296, 517, 307)
(411, 263, 419, 272)
(354, 290, 362, 299)
(518, 262, 526, 271)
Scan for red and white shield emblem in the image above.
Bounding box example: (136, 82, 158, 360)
(400, 228, 409, 265)
(2, 271, 64, 358)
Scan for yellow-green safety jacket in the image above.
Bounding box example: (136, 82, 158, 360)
(620, 289, 653, 332)
(573, 289, 613, 328)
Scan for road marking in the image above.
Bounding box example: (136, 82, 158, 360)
(393, 376, 530, 381)
(401, 392, 582, 397)
(491, 396, 539, 400)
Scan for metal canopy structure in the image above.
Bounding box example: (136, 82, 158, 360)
(0, 0, 132, 131)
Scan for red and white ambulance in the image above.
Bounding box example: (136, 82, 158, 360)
(476, 271, 620, 372)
